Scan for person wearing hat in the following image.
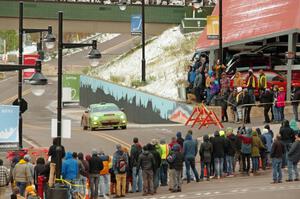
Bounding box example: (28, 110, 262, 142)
(270, 135, 285, 183)
(258, 70, 267, 94)
(260, 88, 274, 123)
(245, 69, 257, 101)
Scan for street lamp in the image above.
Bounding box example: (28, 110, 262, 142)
(55, 11, 101, 178)
(119, 0, 146, 82)
(17, 1, 55, 149)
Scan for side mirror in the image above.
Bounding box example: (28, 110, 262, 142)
(120, 108, 125, 112)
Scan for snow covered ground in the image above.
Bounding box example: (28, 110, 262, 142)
(91, 27, 199, 101)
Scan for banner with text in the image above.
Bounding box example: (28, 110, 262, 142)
(0, 105, 19, 150)
(207, 15, 219, 40)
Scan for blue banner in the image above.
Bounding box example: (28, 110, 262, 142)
(131, 15, 142, 35)
(0, 105, 19, 149)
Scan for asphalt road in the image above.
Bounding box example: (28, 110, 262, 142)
(1, 33, 300, 198)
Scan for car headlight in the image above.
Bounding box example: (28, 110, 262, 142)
(92, 116, 98, 121)
(120, 114, 126, 120)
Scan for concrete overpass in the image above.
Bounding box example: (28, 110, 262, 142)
(0, 0, 213, 35)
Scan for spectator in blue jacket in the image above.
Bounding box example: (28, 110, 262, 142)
(183, 131, 199, 183)
(262, 128, 273, 168)
(62, 152, 78, 182)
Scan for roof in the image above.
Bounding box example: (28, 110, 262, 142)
(195, 0, 300, 51)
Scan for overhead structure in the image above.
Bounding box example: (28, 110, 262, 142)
(196, 0, 300, 51)
(195, 0, 300, 100)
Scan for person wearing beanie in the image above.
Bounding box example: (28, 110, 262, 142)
(176, 132, 184, 149)
(212, 131, 226, 179)
(147, 143, 161, 194)
(137, 145, 155, 196)
(160, 138, 169, 186)
(130, 137, 143, 193)
(199, 135, 213, 181)
(225, 129, 236, 177)
(271, 135, 285, 183)
(287, 133, 300, 182)
(251, 131, 265, 174)
(238, 128, 253, 175)
(168, 144, 184, 192)
(24, 155, 34, 178)
(13, 156, 34, 196)
(113, 145, 128, 198)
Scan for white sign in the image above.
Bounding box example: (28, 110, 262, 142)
(51, 119, 71, 139)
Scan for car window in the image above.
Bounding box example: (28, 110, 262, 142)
(91, 105, 120, 112)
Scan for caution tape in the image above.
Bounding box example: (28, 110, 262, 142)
(55, 178, 86, 187)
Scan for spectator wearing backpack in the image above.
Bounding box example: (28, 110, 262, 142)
(113, 145, 129, 198)
(168, 144, 184, 193)
(88, 149, 103, 199)
(138, 145, 156, 196)
(99, 150, 111, 197)
(130, 137, 143, 193)
(199, 135, 213, 181)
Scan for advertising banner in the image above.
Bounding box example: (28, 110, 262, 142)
(207, 15, 219, 40)
(23, 54, 39, 80)
(131, 15, 142, 35)
(0, 105, 19, 150)
(62, 74, 80, 102)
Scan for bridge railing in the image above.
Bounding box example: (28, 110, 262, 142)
(0, 0, 216, 7)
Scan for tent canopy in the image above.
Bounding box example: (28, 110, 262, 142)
(196, 0, 300, 51)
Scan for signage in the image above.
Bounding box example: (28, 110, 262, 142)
(0, 105, 19, 150)
(207, 15, 219, 40)
(23, 54, 39, 80)
(131, 15, 142, 35)
(51, 119, 71, 139)
(62, 74, 80, 102)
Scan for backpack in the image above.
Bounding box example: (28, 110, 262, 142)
(117, 154, 127, 174)
(167, 153, 176, 164)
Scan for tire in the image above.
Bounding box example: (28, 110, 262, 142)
(121, 125, 127, 129)
(113, 127, 118, 130)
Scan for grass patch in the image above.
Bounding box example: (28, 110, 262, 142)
(130, 79, 148, 88)
(110, 75, 125, 84)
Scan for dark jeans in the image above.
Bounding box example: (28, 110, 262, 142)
(244, 106, 252, 123)
(160, 160, 168, 186)
(200, 161, 210, 179)
(242, 153, 251, 173)
(293, 104, 299, 121)
(195, 87, 203, 102)
(272, 158, 282, 182)
(185, 157, 199, 182)
(16, 182, 27, 196)
(263, 104, 272, 123)
(90, 174, 99, 199)
(221, 105, 228, 122)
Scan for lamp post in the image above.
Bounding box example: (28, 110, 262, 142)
(18, 2, 55, 149)
(56, 11, 101, 178)
(119, 0, 146, 82)
(218, 0, 223, 65)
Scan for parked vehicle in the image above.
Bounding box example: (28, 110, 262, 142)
(82, 103, 127, 131)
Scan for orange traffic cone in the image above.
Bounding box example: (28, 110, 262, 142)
(85, 179, 89, 199)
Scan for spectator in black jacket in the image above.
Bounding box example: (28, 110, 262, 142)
(225, 129, 236, 177)
(292, 87, 300, 121)
(279, 120, 295, 167)
(148, 143, 161, 194)
(130, 137, 143, 193)
(168, 144, 184, 192)
(199, 135, 213, 180)
(287, 133, 300, 182)
(88, 149, 103, 199)
(138, 145, 155, 196)
(212, 131, 226, 179)
(260, 88, 274, 123)
(48, 138, 65, 164)
(271, 136, 285, 184)
(234, 129, 243, 172)
(243, 89, 252, 124)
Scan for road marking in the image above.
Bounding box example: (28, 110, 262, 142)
(102, 36, 138, 55)
(97, 132, 131, 148)
(23, 137, 40, 148)
(0, 88, 32, 104)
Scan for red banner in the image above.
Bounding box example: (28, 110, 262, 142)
(23, 54, 39, 79)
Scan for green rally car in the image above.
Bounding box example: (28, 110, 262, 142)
(87, 103, 127, 131)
